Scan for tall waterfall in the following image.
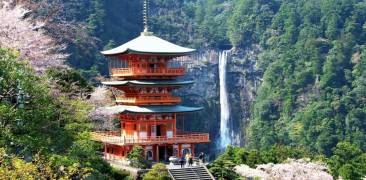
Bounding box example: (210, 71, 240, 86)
(219, 50, 231, 148)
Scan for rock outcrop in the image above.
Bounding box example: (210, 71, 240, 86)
(178, 47, 261, 154)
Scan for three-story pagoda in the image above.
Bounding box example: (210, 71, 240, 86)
(91, 28, 210, 162)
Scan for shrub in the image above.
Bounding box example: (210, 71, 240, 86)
(127, 146, 148, 169)
(143, 163, 171, 180)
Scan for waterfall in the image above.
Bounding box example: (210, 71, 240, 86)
(219, 50, 231, 148)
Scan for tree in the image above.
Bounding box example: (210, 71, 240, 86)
(143, 163, 171, 180)
(328, 141, 366, 180)
(246, 0, 366, 158)
(0, 47, 123, 179)
(0, 2, 67, 73)
(208, 146, 239, 180)
(127, 146, 147, 169)
(46, 67, 94, 99)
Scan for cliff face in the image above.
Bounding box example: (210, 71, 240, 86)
(176, 47, 262, 155)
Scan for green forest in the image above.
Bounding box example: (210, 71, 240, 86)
(1, 0, 366, 179)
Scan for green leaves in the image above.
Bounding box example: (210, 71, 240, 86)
(127, 146, 148, 169)
(228, 0, 279, 48)
(143, 163, 171, 180)
(0, 48, 119, 178)
(328, 142, 366, 180)
(246, 0, 366, 157)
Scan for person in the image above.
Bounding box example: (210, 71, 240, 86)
(179, 156, 185, 168)
(188, 154, 193, 166)
(189, 155, 193, 166)
(198, 152, 204, 165)
(185, 153, 191, 167)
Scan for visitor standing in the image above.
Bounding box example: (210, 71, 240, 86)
(188, 154, 193, 166)
(198, 152, 204, 165)
(179, 156, 185, 168)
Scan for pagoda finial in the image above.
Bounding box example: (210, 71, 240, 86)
(142, 0, 153, 36)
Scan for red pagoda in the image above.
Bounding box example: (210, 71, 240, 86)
(91, 19, 210, 162)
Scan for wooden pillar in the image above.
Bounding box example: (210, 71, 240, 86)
(178, 144, 182, 158)
(173, 118, 177, 136)
(138, 122, 140, 138)
(164, 144, 167, 162)
(191, 144, 195, 158)
(156, 145, 159, 162)
(153, 145, 156, 161)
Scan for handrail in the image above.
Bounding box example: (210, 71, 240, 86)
(203, 165, 215, 180)
(90, 131, 210, 145)
(115, 96, 182, 105)
(116, 96, 181, 101)
(111, 67, 185, 76)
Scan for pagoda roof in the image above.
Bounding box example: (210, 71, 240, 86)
(101, 34, 195, 56)
(105, 105, 203, 114)
(102, 80, 194, 86)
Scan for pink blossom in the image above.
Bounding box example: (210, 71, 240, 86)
(0, 1, 67, 73)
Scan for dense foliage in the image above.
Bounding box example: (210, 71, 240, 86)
(328, 142, 366, 180)
(0, 48, 129, 179)
(238, 0, 366, 157)
(127, 146, 148, 169)
(143, 163, 171, 180)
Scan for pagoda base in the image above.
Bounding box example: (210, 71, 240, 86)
(103, 143, 196, 163)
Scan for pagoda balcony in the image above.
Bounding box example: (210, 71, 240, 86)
(115, 96, 182, 105)
(110, 67, 185, 77)
(90, 131, 210, 146)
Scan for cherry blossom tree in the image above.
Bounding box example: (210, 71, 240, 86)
(235, 159, 334, 180)
(0, 0, 67, 73)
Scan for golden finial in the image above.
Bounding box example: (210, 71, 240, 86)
(142, 0, 153, 36)
(143, 0, 148, 31)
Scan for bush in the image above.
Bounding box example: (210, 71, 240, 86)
(143, 163, 171, 180)
(127, 146, 148, 169)
(328, 142, 366, 180)
(111, 168, 131, 180)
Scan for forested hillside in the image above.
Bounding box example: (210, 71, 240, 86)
(1, 0, 366, 179)
(14, 0, 366, 157)
(228, 0, 366, 156)
(150, 0, 366, 158)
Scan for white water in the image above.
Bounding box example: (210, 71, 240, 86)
(219, 50, 231, 148)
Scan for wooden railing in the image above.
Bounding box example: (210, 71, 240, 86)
(115, 96, 182, 105)
(90, 131, 210, 145)
(111, 67, 185, 77)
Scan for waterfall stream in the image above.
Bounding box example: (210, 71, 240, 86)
(219, 50, 231, 148)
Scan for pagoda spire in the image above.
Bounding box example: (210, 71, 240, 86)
(142, 0, 153, 36)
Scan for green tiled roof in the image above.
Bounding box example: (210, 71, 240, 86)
(102, 80, 194, 86)
(101, 34, 195, 56)
(106, 105, 203, 114)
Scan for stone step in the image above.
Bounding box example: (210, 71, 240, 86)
(168, 166, 214, 180)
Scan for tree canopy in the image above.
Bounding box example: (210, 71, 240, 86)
(0, 48, 129, 179)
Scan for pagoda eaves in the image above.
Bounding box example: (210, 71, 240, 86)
(102, 105, 203, 114)
(102, 80, 194, 86)
(101, 34, 195, 56)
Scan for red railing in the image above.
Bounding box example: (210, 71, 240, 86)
(90, 131, 210, 145)
(111, 68, 185, 77)
(115, 96, 182, 105)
